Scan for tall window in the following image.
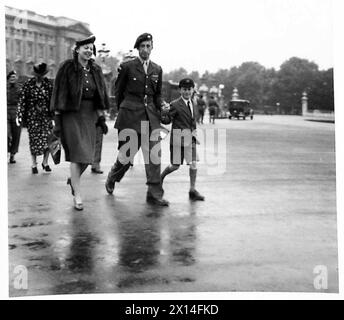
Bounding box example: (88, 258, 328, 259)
(38, 44, 44, 59)
(49, 45, 55, 60)
(15, 40, 22, 56)
(6, 38, 10, 57)
(27, 42, 33, 58)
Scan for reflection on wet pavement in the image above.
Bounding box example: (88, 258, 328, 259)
(112, 203, 198, 290)
(117, 213, 161, 273)
(9, 196, 201, 295)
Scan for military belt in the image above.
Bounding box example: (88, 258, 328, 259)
(126, 95, 154, 104)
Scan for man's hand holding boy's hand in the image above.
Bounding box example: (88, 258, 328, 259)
(161, 101, 170, 111)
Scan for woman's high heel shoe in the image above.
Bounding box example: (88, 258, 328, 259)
(42, 163, 52, 172)
(73, 197, 83, 211)
(32, 166, 38, 174)
(67, 178, 75, 196)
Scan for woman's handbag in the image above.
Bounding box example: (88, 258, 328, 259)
(48, 133, 61, 165)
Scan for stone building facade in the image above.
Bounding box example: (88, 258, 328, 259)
(5, 6, 92, 78)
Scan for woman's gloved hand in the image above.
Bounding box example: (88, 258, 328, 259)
(96, 115, 108, 135)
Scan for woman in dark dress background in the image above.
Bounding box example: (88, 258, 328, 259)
(51, 35, 109, 210)
(17, 63, 54, 173)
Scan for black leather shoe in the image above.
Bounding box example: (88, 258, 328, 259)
(91, 168, 103, 174)
(67, 178, 75, 196)
(105, 178, 115, 195)
(189, 190, 205, 201)
(32, 166, 38, 174)
(146, 195, 169, 206)
(42, 163, 52, 172)
(9, 156, 16, 164)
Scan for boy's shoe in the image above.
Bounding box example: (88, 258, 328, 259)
(189, 189, 205, 201)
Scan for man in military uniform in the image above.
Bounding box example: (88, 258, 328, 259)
(105, 33, 169, 206)
(7, 70, 22, 164)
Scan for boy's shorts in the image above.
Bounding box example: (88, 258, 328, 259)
(170, 143, 199, 165)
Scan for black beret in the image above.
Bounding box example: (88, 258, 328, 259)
(7, 70, 17, 80)
(134, 33, 153, 49)
(179, 78, 195, 88)
(75, 35, 96, 47)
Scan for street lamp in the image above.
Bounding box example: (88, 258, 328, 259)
(218, 84, 225, 117)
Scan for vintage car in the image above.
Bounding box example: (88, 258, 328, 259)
(228, 99, 254, 120)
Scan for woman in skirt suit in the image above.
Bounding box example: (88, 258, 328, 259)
(50, 35, 109, 210)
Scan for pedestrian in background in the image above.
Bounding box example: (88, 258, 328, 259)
(51, 35, 109, 211)
(208, 95, 218, 124)
(91, 117, 108, 174)
(7, 70, 22, 164)
(196, 94, 206, 124)
(16, 63, 54, 173)
(160, 78, 205, 201)
(105, 33, 169, 206)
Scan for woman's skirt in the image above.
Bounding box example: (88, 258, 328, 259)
(61, 100, 97, 164)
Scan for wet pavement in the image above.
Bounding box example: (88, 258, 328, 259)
(8, 115, 338, 296)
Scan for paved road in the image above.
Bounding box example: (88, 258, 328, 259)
(8, 115, 338, 296)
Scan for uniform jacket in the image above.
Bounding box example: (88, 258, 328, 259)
(7, 82, 22, 116)
(161, 96, 198, 147)
(114, 57, 163, 133)
(50, 59, 109, 113)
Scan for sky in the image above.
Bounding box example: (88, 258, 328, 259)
(3, 0, 335, 73)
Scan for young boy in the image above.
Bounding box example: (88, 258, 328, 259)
(160, 78, 205, 201)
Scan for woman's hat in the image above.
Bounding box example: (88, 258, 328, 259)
(33, 63, 49, 76)
(75, 35, 96, 47)
(75, 35, 96, 56)
(7, 70, 17, 80)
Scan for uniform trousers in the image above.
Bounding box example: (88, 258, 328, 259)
(7, 108, 21, 155)
(110, 130, 163, 198)
(92, 126, 103, 169)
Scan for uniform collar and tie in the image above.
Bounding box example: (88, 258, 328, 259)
(138, 57, 150, 74)
(181, 97, 193, 117)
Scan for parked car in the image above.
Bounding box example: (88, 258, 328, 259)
(228, 99, 254, 120)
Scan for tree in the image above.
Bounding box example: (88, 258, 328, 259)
(163, 67, 188, 82)
(308, 68, 334, 111)
(272, 57, 319, 114)
(189, 70, 200, 84)
(134, 56, 334, 115)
